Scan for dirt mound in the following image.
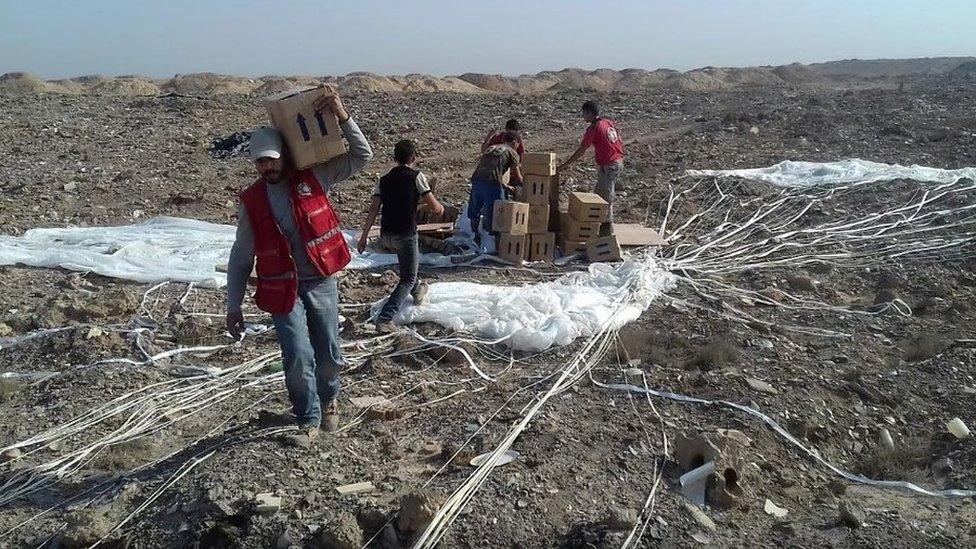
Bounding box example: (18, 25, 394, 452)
(252, 75, 323, 96)
(90, 75, 161, 96)
(159, 73, 258, 95)
(539, 68, 623, 91)
(664, 69, 728, 92)
(457, 73, 519, 93)
(47, 79, 87, 94)
(951, 61, 976, 74)
(809, 56, 976, 77)
(339, 72, 403, 93)
(71, 74, 112, 86)
(393, 74, 484, 93)
(772, 63, 818, 84)
(613, 68, 677, 91)
(0, 72, 54, 95)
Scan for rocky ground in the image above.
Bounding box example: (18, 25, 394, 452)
(1, 71, 975, 548)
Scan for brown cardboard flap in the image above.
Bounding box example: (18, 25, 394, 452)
(613, 224, 668, 247)
(368, 222, 453, 239)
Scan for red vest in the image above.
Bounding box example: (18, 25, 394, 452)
(239, 169, 351, 314)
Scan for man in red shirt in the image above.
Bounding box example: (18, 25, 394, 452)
(557, 100, 625, 236)
(483, 118, 525, 160)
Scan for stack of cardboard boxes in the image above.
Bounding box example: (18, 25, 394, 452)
(561, 192, 621, 262)
(492, 152, 559, 264)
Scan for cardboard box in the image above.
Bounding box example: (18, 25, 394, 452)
(522, 174, 556, 205)
(527, 233, 556, 262)
(491, 200, 529, 235)
(527, 203, 550, 234)
(562, 215, 601, 241)
(586, 235, 622, 262)
(522, 152, 557, 176)
(560, 237, 587, 254)
(497, 233, 527, 264)
(568, 192, 610, 223)
(264, 86, 346, 170)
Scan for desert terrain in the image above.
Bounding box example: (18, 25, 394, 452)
(1, 57, 975, 548)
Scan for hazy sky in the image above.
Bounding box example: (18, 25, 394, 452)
(2, 0, 974, 78)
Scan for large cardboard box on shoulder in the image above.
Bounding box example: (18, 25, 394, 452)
(265, 86, 346, 170)
(491, 200, 529, 235)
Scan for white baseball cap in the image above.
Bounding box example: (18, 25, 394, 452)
(249, 126, 283, 160)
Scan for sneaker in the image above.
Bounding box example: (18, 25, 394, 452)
(412, 282, 430, 305)
(322, 403, 340, 433)
(375, 319, 397, 333)
(282, 425, 319, 448)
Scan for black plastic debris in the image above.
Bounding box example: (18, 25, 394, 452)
(210, 131, 251, 159)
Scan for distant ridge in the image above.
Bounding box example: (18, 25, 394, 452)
(2, 57, 973, 96)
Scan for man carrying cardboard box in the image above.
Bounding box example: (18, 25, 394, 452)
(225, 90, 373, 447)
(557, 100, 625, 236)
(467, 131, 524, 243)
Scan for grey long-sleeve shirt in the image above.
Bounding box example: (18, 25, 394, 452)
(226, 118, 373, 313)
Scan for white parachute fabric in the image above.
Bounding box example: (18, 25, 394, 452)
(394, 256, 676, 351)
(686, 159, 976, 188)
(0, 217, 471, 287)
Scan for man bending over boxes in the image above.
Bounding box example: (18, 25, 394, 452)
(557, 100, 625, 236)
(467, 131, 524, 243)
(482, 118, 525, 160)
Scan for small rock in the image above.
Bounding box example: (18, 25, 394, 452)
(356, 504, 388, 540)
(838, 501, 865, 529)
(682, 502, 716, 531)
(772, 520, 796, 536)
(419, 441, 442, 458)
(317, 511, 363, 549)
(64, 181, 78, 192)
(878, 428, 894, 450)
(933, 457, 954, 475)
(827, 479, 848, 496)
(745, 377, 779, 395)
(764, 498, 789, 518)
(603, 507, 638, 531)
(0, 448, 23, 463)
(253, 493, 282, 515)
(397, 491, 441, 536)
(787, 275, 817, 292)
(275, 531, 294, 549)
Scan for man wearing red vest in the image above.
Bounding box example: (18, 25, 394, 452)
(225, 91, 373, 447)
(557, 100, 626, 236)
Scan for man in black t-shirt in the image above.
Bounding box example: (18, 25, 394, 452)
(358, 140, 444, 332)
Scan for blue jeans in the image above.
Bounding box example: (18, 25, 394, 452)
(272, 277, 343, 427)
(467, 179, 507, 234)
(377, 232, 420, 322)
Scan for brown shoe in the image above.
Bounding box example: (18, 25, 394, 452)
(282, 425, 319, 448)
(322, 403, 340, 433)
